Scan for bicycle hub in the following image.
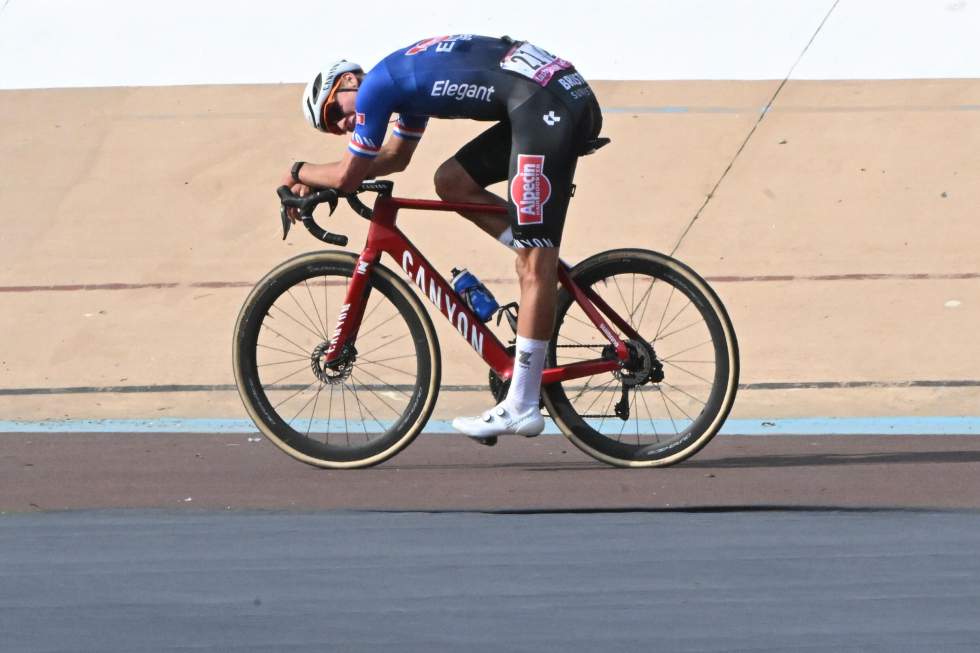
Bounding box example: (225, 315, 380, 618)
(311, 342, 356, 384)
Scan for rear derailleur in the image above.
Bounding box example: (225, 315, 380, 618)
(605, 339, 664, 421)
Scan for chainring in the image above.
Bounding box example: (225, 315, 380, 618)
(488, 345, 515, 403)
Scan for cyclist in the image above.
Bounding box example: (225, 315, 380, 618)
(284, 35, 602, 442)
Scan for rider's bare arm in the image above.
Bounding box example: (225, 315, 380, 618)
(284, 136, 418, 196)
(366, 136, 419, 177)
(288, 151, 372, 194)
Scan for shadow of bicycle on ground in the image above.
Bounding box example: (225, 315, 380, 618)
(684, 450, 980, 469)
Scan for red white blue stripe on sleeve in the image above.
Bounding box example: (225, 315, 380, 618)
(348, 132, 381, 159)
(393, 118, 426, 141)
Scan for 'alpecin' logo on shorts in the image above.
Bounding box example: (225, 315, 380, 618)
(511, 154, 551, 225)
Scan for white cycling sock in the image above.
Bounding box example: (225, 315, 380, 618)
(498, 226, 514, 248)
(504, 335, 548, 413)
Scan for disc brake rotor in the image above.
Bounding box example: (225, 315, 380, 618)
(311, 342, 356, 385)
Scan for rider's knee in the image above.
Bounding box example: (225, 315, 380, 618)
(433, 160, 464, 200)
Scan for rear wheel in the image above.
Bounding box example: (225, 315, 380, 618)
(233, 251, 440, 468)
(543, 249, 739, 467)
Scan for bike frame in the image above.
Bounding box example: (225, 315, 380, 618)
(327, 193, 644, 384)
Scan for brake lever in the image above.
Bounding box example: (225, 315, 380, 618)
(280, 204, 292, 240)
(277, 186, 341, 240)
(322, 190, 339, 216)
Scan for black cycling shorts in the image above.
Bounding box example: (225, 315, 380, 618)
(454, 70, 602, 248)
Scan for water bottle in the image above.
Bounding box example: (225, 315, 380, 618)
(451, 267, 499, 322)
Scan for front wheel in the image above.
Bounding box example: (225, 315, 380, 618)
(543, 248, 739, 467)
(233, 251, 441, 468)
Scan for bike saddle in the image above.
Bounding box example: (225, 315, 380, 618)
(579, 137, 611, 156)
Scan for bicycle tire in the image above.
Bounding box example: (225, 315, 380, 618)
(233, 251, 440, 468)
(542, 248, 739, 467)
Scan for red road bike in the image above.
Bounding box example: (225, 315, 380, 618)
(233, 175, 739, 468)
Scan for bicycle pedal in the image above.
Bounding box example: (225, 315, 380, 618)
(472, 435, 498, 447)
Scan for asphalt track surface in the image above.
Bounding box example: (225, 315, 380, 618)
(4, 434, 980, 511)
(3, 508, 980, 651)
(2, 433, 980, 650)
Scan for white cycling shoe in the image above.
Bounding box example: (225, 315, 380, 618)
(452, 404, 545, 444)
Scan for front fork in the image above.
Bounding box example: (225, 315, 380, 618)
(322, 250, 378, 366)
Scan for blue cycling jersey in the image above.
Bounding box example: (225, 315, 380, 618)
(349, 35, 572, 159)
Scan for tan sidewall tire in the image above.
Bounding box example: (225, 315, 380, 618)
(232, 251, 441, 469)
(543, 249, 739, 468)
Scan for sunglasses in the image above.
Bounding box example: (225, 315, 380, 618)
(322, 86, 358, 135)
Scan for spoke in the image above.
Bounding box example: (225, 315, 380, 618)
(658, 319, 704, 343)
(258, 357, 310, 368)
(557, 330, 599, 348)
(611, 275, 632, 328)
(660, 386, 696, 423)
(340, 381, 350, 446)
(351, 373, 407, 418)
(260, 323, 312, 361)
(357, 357, 417, 378)
(655, 286, 676, 341)
(353, 365, 414, 400)
(661, 381, 707, 405)
(658, 338, 714, 360)
(326, 384, 334, 444)
(663, 360, 715, 385)
(356, 332, 411, 359)
(349, 378, 387, 434)
(630, 274, 637, 328)
(638, 388, 663, 441)
(273, 380, 318, 410)
(634, 388, 642, 445)
(306, 383, 324, 436)
(597, 384, 620, 434)
(581, 377, 619, 415)
(287, 384, 321, 426)
(269, 304, 325, 342)
(303, 277, 348, 289)
(266, 363, 313, 387)
(257, 342, 308, 359)
(286, 288, 327, 340)
(654, 386, 678, 436)
(563, 311, 597, 330)
(346, 378, 372, 441)
(324, 274, 330, 338)
(357, 308, 404, 340)
(657, 300, 694, 340)
(572, 374, 599, 402)
(633, 277, 658, 327)
(303, 279, 328, 339)
(362, 353, 418, 365)
(663, 359, 715, 365)
(357, 294, 389, 331)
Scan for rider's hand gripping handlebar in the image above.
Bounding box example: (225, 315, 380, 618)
(276, 186, 347, 246)
(276, 180, 393, 245)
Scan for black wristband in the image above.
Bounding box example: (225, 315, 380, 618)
(291, 161, 306, 184)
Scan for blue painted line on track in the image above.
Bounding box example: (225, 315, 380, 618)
(1, 417, 979, 436)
